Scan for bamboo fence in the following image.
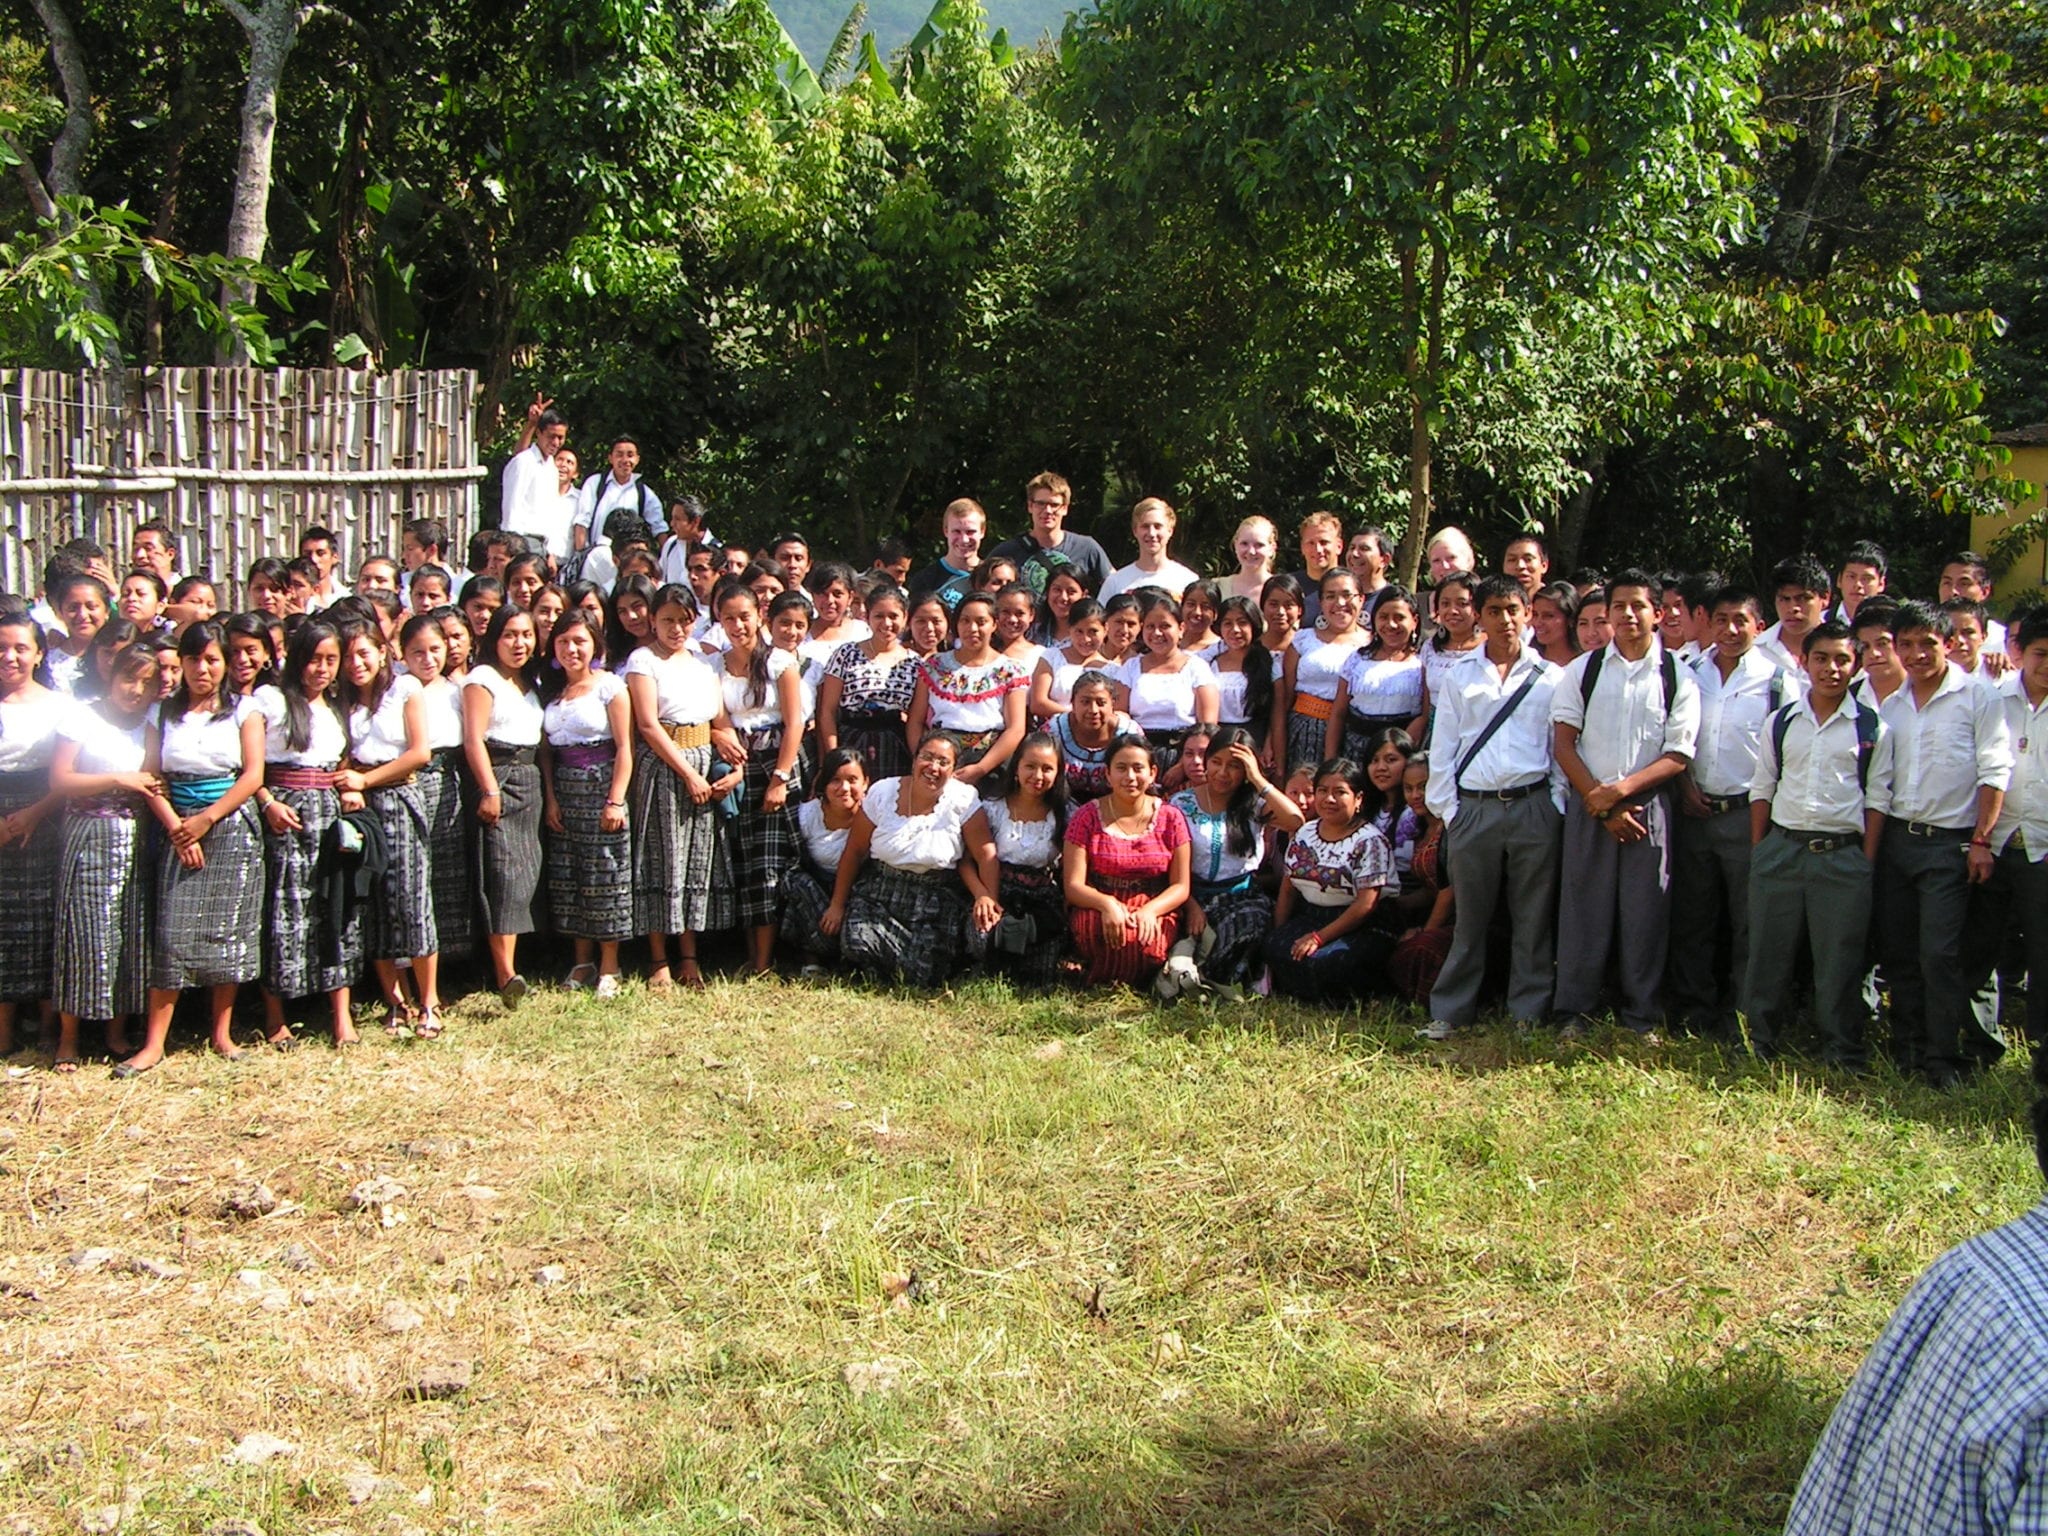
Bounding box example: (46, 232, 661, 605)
(0, 367, 483, 601)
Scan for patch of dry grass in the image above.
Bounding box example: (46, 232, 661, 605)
(0, 978, 2037, 1534)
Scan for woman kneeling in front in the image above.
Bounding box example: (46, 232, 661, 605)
(1062, 735, 1192, 988)
(821, 732, 979, 988)
(1263, 757, 1398, 1002)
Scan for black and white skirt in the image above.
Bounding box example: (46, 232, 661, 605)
(778, 861, 841, 961)
(365, 781, 436, 961)
(1199, 881, 1273, 986)
(476, 761, 544, 935)
(0, 770, 56, 1001)
(841, 862, 968, 989)
(265, 785, 364, 998)
(730, 736, 803, 929)
(631, 742, 734, 934)
(54, 808, 151, 1019)
(547, 759, 635, 942)
(961, 862, 1067, 986)
(154, 802, 264, 990)
(419, 757, 472, 959)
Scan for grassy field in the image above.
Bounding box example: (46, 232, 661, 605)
(0, 978, 2039, 1534)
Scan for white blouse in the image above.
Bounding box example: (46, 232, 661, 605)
(1214, 668, 1250, 725)
(60, 701, 147, 776)
(864, 776, 978, 873)
(983, 795, 1060, 870)
(348, 675, 422, 767)
(1339, 650, 1424, 720)
(622, 645, 721, 726)
(1171, 788, 1264, 885)
(797, 797, 853, 872)
(420, 676, 465, 750)
(1114, 653, 1219, 732)
(467, 666, 544, 747)
(159, 697, 258, 777)
(0, 687, 65, 772)
(543, 672, 625, 747)
(720, 648, 796, 732)
(1037, 647, 1106, 711)
(252, 684, 348, 768)
(1292, 633, 1362, 703)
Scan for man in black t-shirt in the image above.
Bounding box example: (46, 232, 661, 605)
(907, 497, 989, 613)
(987, 471, 1112, 596)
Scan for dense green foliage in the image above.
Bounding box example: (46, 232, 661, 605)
(0, 0, 2042, 581)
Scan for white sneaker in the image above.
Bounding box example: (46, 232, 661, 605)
(595, 973, 621, 999)
(1417, 1019, 1455, 1042)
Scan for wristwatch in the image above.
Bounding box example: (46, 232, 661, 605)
(770, 768, 792, 785)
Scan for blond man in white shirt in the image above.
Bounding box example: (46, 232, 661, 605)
(1877, 600, 2013, 1088)
(1743, 621, 1892, 1065)
(1552, 568, 1701, 1037)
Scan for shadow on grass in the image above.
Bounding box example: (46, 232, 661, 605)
(911, 1350, 1825, 1536)
(594, 1348, 1831, 1536)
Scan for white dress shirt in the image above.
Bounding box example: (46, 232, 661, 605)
(1754, 621, 1804, 675)
(1878, 662, 2013, 829)
(1991, 682, 2048, 859)
(1424, 645, 1562, 823)
(1750, 695, 1894, 836)
(1097, 559, 1201, 602)
(575, 472, 668, 544)
(1551, 640, 1700, 785)
(501, 445, 574, 560)
(1689, 647, 1795, 798)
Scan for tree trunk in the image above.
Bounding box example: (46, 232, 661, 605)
(1393, 245, 1430, 589)
(144, 52, 203, 365)
(216, 0, 306, 363)
(1554, 441, 1607, 574)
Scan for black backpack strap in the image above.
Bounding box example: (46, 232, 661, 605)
(1578, 646, 1604, 709)
(1769, 702, 1795, 779)
(1660, 648, 1677, 712)
(1853, 701, 1879, 792)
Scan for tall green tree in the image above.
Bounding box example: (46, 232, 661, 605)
(1059, 0, 1758, 583)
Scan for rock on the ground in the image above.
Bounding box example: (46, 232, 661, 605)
(403, 1360, 473, 1401)
(377, 1301, 424, 1333)
(203, 1521, 265, 1536)
(222, 1183, 277, 1220)
(343, 1175, 408, 1212)
(123, 1255, 183, 1281)
(77, 1506, 124, 1534)
(65, 1248, 120, 1273)
(275, 1243, 318, 1272)
(533, 1264, 566, 1288)
(222, 1432, 297, 1466)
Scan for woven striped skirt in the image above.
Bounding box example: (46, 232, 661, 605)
(476, 760, 544, 936)
(840, 713, 911, 782)
(842, 862, 968, 989)
(419, 756, 473, 959)
(153, 801, 264, 990)
(631, 741, 733, 934)
(962, 863, 1067, 986)
(365, 780, 436, 961)
(1194, 880, 1273, 986)
(264, 784, 364, 999)
(1069, 884, 1180, 988)
(54, 806, 150, 1018)
(730, 734, 803, 929)
(0, 770, 56, 1001)
(778, 861, 841, 961)
(1284, 709, 1333, 775)
(1339, 712, 1412, 765)
(547, 758, 635, 941)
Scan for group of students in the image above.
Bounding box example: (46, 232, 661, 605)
(0, 455, 2035, 1088)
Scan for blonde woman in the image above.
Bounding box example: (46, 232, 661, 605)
(1226, 516, 1279, 603)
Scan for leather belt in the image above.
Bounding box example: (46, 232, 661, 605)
(1774, 824, 1859, 854)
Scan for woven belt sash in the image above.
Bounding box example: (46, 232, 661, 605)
(166, 775, 234, 814)
(554, 742, 616, 771)
(1291, 694, 1336, 721)
(663, 721, 712, 749)
(265, 765, 335, 792)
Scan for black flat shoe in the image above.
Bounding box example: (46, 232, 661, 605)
(111, 1060, 156, 1080)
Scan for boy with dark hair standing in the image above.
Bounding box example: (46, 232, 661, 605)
(1421, 575, 1565, 1040)
(1551, 569, 1701, 1037)
(1878, 600, 2012, 1087)
(1757, 554, 1831, 674)
(1971, 612, 2048, 1083)
(1675, 570, 1725, 663)
(299, 525, 348, 609)
(1501, 534, 1550, 599)
(1832, 540, 1887, 624)
(1939, 550, 2006, 654)
(1742, 622, 1891, 1065)
(1669, 584, 1793, 1040)
(1940, 597, 1993, 679)
(1849, 598, 1906, 709)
